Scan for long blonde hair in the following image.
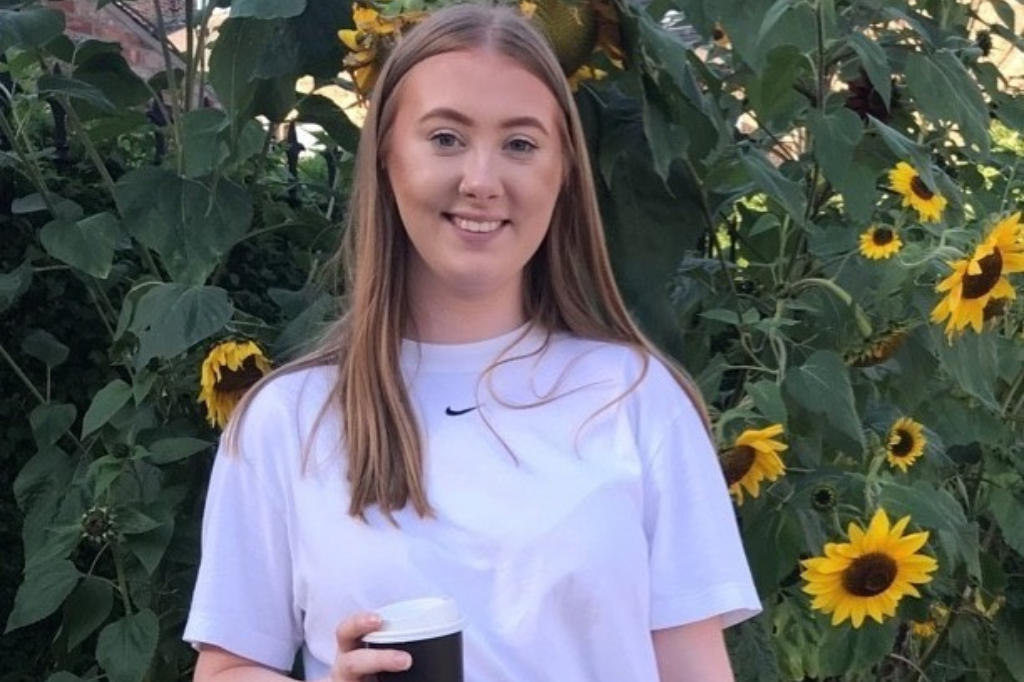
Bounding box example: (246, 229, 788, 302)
(239, 3, 708, 519)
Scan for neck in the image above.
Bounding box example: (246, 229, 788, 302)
(406, 290, 527, 343)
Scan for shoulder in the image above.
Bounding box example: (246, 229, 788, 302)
(545, 333, 684, 396)
(229, 363, 338, 439)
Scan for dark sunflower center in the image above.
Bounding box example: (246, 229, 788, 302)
(712, 28, 725, 41)
(812, 487, 838, 511)
(961, 248, 1003, 300)
(842, 552, 898, 597)
(872, 227, 895, 246)
(983, 297, 1008, 321)
(890, 430, 915, 457)
(720, 445, 756, 486)
(910, 176, 935, 200)
(215, 356, 264, 392)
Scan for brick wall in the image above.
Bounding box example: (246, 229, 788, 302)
(47, 0, 185, 76)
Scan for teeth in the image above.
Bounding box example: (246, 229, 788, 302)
(453, 216, 503, 233)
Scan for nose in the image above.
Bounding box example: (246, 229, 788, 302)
(458, 150, 501, 200)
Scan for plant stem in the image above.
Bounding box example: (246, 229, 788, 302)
(112, 546, 134, 616)
(0, 342, 46, 403)
(60, 97, 117, 197)
(152, 0, 184, 173)
(0, 109, 59, 216)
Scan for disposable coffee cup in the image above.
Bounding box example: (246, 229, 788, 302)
(363, 596, 464, 682)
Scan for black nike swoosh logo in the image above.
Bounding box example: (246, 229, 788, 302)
(445, 406, 478, 416)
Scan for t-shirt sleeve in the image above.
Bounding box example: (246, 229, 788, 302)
(639, 364, 762, 630)
(183, 384, 303, 670)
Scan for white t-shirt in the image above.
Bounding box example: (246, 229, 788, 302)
(184, 326, 761, 680)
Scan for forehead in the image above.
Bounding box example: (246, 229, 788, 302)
(392, 49, 563, 126)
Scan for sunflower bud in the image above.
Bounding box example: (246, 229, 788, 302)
(81, 506, 116, 544)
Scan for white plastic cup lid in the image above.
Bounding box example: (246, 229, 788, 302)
(362, 596, 464, 644)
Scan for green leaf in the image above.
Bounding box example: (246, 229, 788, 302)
(45, 674, 86, 682)
(13, 446, 68, 514)
(848, 33, 891, 111)
(64, 577, 114, 650)
(95, 610, 159, 682)
(756, 0, 801, 44)
(208, 17, 277, 118)
(928, 328, 1001, 411)
(295, 93, 361, 152)
(784, 351, 864, 449)
(125, 520, 175, 575)
(746, 380, 787, 427)
(21, 328, 69, 368)
(74, 51, 151, 111)
(0, 261, 33, 313)
(0, 7, 65, 51)
(180, 109, 230, 178)
(807, 109, 875, 223)
(231, 0, 306, 19)
(700, 308, 760, 325)
(641, 75, 691, 180)
(988, 488, 1024, 557)
(13, 446, 76, 563)
(127, 283, 233, 367)
(81, 379, 133, 438)
(249, 74, 298, 123)
(867, 118, 936, 188)
(725, 616, 782, 682)
(818, 619, 898, 675)
(746, 45, 806, 125)
(146, 437, 213, 465)
(877, 480, 978, 576)
(905, 51, 989, 155)
(39, 212, 122, 279)
(740, 505, 804, 597)
(996, 609, 1024, 682)
(5, 559, 81, 633)
(29, 403, 77, 447)
(877, 480, 967, 531)
(114, 168, 253, 284)
(739, 149, 806, 226)
(37, 74, 117, 113)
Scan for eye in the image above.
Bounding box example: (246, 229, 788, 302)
(430, 131, 462, 149)
(506, 137, 538, 154)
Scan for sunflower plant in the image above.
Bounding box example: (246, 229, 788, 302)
(2, 0, 1023, 681)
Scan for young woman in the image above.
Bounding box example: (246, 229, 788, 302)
(185, 4, 760, 681)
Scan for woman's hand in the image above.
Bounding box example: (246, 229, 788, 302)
(330, 612, 413, 681)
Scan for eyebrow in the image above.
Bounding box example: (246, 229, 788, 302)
(419, 107, 550, 135)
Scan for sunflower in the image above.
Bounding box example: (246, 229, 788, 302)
(719, 424, 787, 505)
(889, 162, 947, 223)
(845, 324, 910, 367)
(909, 618, 937, 638)
(801, 508, 938, 628)
(910, 604, 948, 639)
(930, 212, 1024, 339)
(198, 340, 271, 429)
(859, 225, 903, 260)
(885, 417, 926, 472)
(524, 0, 624, 88)
(338, 5, 427, 98)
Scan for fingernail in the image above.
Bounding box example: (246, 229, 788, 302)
(396, 653, 412, 670)
(365, 613, 382, 628)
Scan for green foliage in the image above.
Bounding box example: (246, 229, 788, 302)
(1, 0, 1022, 680)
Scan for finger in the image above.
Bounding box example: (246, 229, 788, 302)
(336, 612, 384, 652)
(334, 647, 413, 680)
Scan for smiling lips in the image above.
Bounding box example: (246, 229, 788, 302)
(450, 215, 506, 234)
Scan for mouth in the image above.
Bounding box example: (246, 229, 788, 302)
(447, 214, 507, 234)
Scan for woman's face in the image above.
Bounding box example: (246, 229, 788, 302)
(384, 48, 565, 317)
